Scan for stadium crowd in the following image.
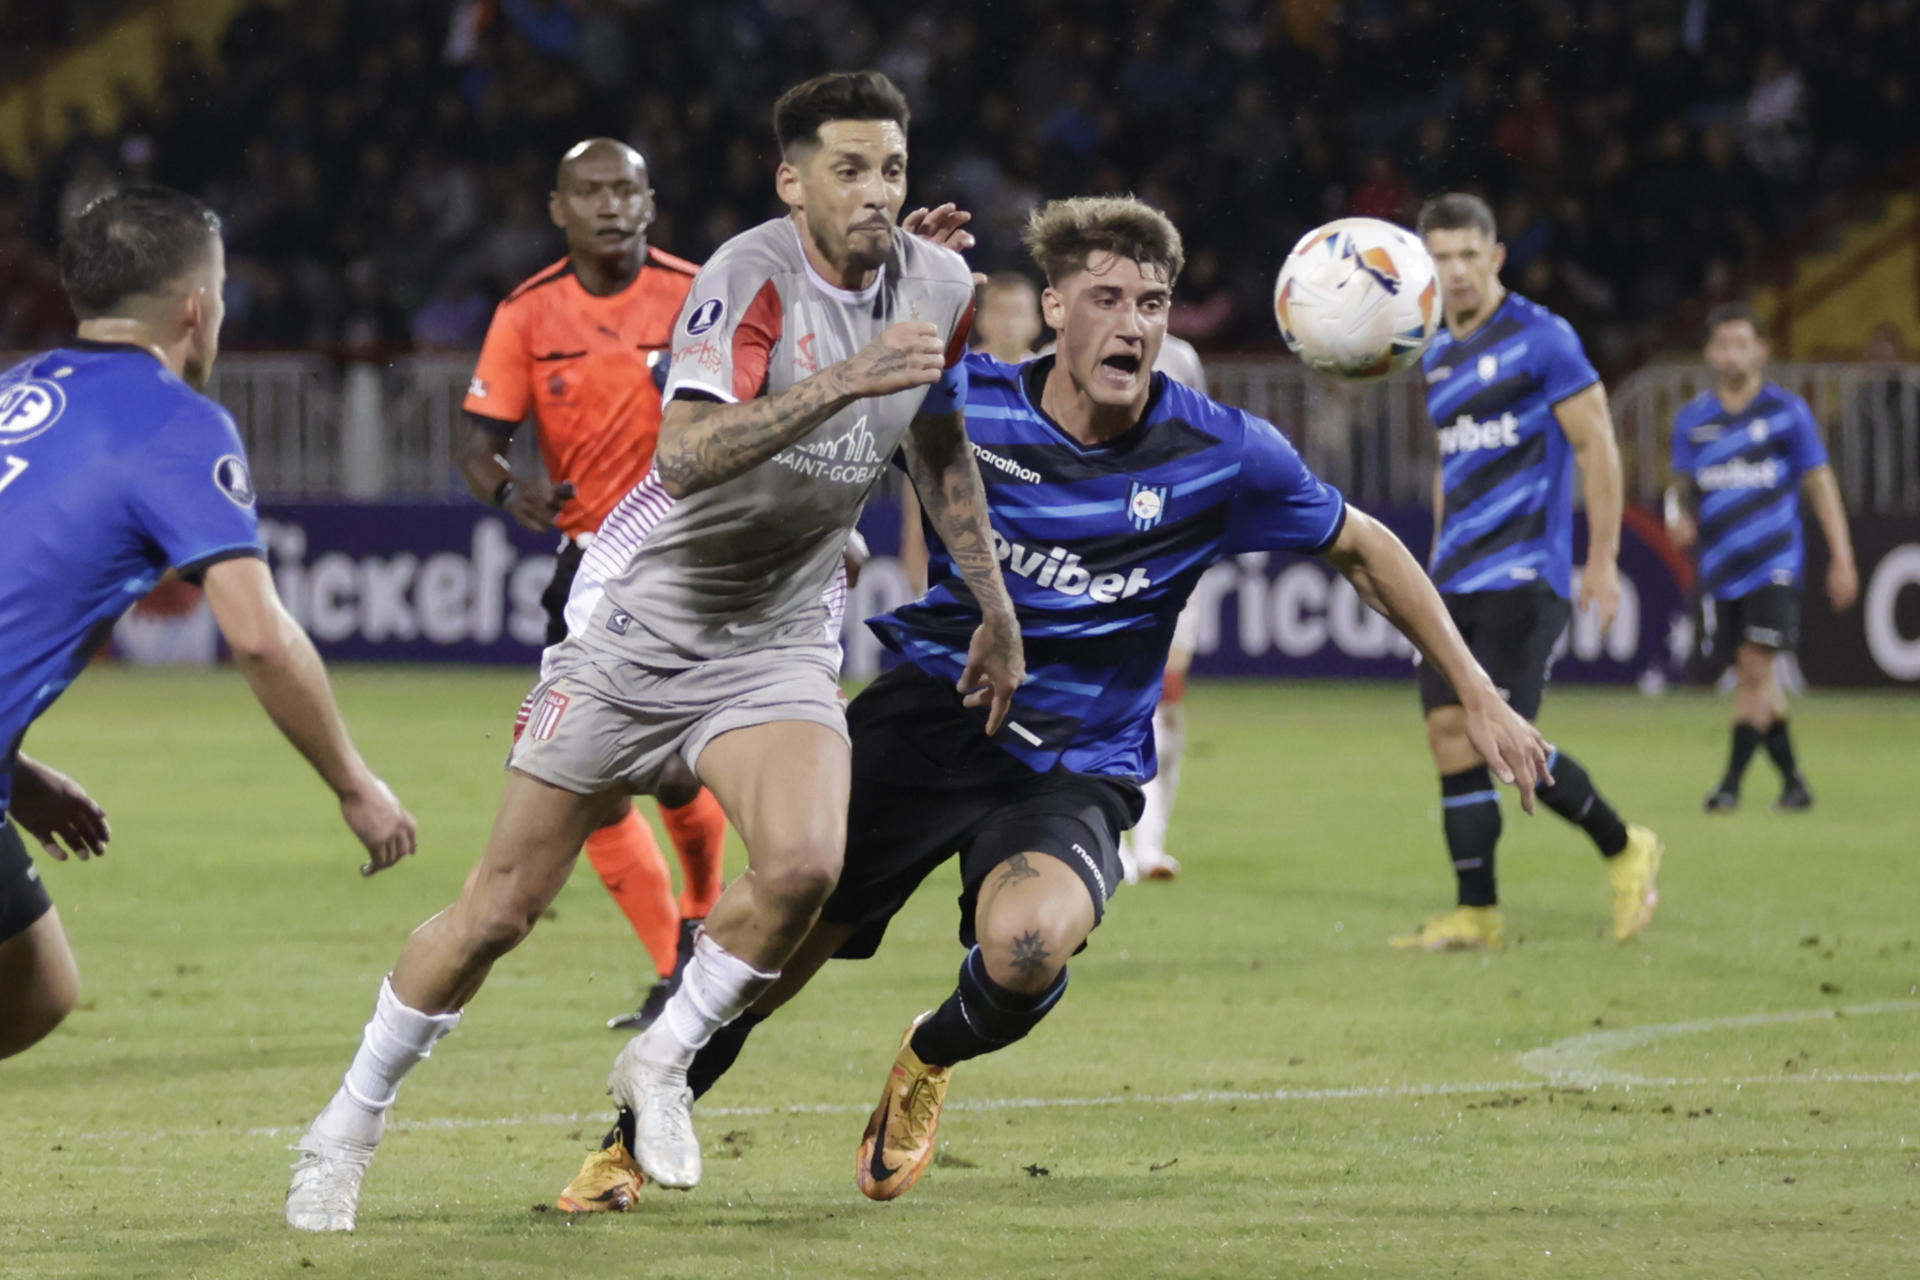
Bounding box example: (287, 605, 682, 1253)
(2, 0, 1913, 361)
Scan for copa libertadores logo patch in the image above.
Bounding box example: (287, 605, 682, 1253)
(213, 454, 256, 508)
(685, 297, 726, 336)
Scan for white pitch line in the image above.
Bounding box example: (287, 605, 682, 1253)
(1518, 998, 1920, 1086)
(52, 1063, 1920, 1146)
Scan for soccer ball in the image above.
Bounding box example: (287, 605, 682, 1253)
(1272, 217, 1442, 380)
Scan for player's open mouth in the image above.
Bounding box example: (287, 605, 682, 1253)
(1098, 353, 1141, 384)
(596, 228, 634, 240)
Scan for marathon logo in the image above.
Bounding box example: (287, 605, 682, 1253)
(1438, 411, 1522, 456)
(1697, 457, 1783, 491)
(990, 531, 1151, 603)
(972, 443, 1043, 484)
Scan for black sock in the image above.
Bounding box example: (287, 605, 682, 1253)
(1441, 766, 1502, 907)
(686, 1010, 766, 1100)
(1536, 750, 1630, 857)
(908, 946, 1067, 1068)
(1722, 724, 1764, 791)
(1762, 721, 1800, 780)
(673, 918, 702, 978)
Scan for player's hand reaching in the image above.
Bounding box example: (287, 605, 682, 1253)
(903, 201, 980, 258)
(8, 757, 111, 862)
(957, 610, 1026, 736)
(506, 478, 573, 534)
(1576, 559, 1622, 633)
(1462, 696, 1554, 815)
(836, 323, 947, 399)
(341, 774, 418, 876)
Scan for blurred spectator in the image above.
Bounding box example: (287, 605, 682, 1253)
(2, 0, 1911, 362)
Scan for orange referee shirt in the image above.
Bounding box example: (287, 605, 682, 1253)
(463, 247, 698, 539)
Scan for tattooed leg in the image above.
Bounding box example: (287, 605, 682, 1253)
(973, 850, 1096, 996)
(904, 851, 1091, 1069)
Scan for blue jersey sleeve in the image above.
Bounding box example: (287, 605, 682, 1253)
(1785, 396, 1829, 476)
(129, 400, 264, 579)
(921, 354, 968, 416)
(1536, 315, 1601, 406)
(1223, 412, 1348, 554)
(1670, 409, 1695, 479)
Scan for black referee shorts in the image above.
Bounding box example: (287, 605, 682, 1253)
(540, 540, 586, 647)
(1418, 584, 1571, 722)
(823, 664, 1142, 961)
(1697, 584, 1800, 674)
(1, 821, 54, 945)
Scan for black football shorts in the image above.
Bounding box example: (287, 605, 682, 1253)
(0, 821, 54, 945)
(823, 664, 1141, 961)
(1418, 583, 1572, 722)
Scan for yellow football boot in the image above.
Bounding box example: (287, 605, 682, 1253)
(1608, 824, 1664, 942)
(1389, 904, 1506, 951)
(855, 1014, 952, 1202)
(557, 1114, 645, 1213)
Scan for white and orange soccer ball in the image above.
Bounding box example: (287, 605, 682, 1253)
(1273, 217, 1442, 380)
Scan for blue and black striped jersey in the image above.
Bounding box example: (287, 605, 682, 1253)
(1421, 293, 1600, 598)
(1670, 382, 1828, 599)
(870, 352, 1347, 780)
(0, 343, 263, 818)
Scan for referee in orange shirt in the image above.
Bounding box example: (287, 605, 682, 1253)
(460, 138, 727, 1030)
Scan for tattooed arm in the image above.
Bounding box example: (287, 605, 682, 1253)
(903, 405, 1026, 733)
(655, 321, 948, 498)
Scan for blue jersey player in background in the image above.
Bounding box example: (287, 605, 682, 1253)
(1393, 193, 1665, 955)
(1665, 302, 1857, 812)
(0, 187, 417, 1063)
(559, 196, 1550, 1210)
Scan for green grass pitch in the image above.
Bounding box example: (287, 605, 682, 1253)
(2, 667, 1916, 1279)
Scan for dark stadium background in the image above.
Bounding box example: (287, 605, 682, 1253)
(3, 0, 1916, 684)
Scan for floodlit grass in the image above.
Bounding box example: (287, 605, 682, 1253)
(3, 667, 1916, 1279)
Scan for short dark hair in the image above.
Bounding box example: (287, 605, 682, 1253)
(773, 70, 911, 156)
(1416, 192, 1497, 240)
(1022, 196, 1186, 287)
(1704, 300, 1765, 344)
(57, 186, 222, 318)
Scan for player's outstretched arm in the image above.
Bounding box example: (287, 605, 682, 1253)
(1802, 464, 1859, 610)
(201, 557, 418, 874)
(655, 322, 947, 498)
(1322, 508, 1552, 812)
(8, 755, 111, 862)
(1555, 384, 1624, 630)
(903, 407, 1025, 734)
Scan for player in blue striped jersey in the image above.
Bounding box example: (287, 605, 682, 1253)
(1393, 194, 1664, 954)
(0, 188, 416, 1062)
(561, 195, 1550, 1207)
(1665, 303, 1857, 812)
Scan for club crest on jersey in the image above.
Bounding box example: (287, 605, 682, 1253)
(0, 378, 67, 444)
(212, 454, 256, 508)
(1476, 354, 1500, 381)
(684, 297, 726, 336)
(1128, 482, 1169, 531)
(529, 689, 570, 742)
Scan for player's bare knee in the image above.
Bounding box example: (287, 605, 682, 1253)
(750, 844, 844, 918)
(977, 910, 1083, 995)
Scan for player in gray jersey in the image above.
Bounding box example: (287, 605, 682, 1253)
(285, 71, 1022, 1230)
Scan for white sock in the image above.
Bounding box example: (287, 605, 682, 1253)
(335, 976, 461, 1122)
(643, 930, 776, 1069)
(1134, 702, 1186, 865)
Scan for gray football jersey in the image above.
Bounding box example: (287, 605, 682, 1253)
(566, 216, 974, 667)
